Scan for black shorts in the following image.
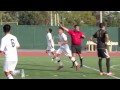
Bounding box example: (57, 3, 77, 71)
(97, 49, 110, 58)
(71, 44, 82, 54)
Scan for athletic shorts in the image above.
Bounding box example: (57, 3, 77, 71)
(47, 46, 55, 52)
(97, 49, 110, 58)
(56, 47, 72, 57)
(3, 61, 18, 72)
(71, 44, 82, 54)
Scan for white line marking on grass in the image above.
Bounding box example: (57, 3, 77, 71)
(63, 60, 120, 79)
(111, 64, 120, 70)
(83, 65, 120, 79)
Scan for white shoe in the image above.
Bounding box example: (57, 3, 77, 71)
(21, 69, 25, 79)
(100, 72, 106, 75)
(106, 72, 114, 76)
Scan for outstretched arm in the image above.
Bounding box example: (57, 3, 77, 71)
(59, 23, 69, 32)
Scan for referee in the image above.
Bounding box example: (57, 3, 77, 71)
(59, 23, 85, 68)
(90, 23, 112, 75)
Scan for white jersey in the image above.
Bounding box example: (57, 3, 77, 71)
(46, 32, 54, 47)
(0, 34, 20, 61)
(58, 33, 69, 49)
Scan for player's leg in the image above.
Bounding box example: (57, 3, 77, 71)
(3, 61, 14, 79)
(98, 49, 106, 75)
(104, 49, 112, 75)
(47, 46, 56, 61)
(63, 48, 80, 71)
(76, 45, 83, 67)
(10, 61, 25, 79)
(71, 45, 76, 68)
(98, 57, 103, 75)
(55, 48, 64, 70)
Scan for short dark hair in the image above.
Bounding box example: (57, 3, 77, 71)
(99, 23, 106, 28)
(74, 25, 79, 28)
(49, 28, 52, 33)
(59, 27, 64, 31)
(3, 24, 11, 33)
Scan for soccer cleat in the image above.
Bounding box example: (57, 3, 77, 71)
(76, 64, 80, 71)
(100, 72, 106, 75)
(106, 72, 114, 76)
(57, 65, 64, 70)
(21, 69, 25, 79)
(70, 65, 75, 68)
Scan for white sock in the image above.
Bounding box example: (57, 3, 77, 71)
(56, 57, 63, 66)
(71, 57, 78, 66)
(11, 70, 21, 76)
(7, 74, 14, 79)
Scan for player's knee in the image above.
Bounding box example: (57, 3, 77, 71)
(106, 57, 110, 59)
(71, 57, 75, 61)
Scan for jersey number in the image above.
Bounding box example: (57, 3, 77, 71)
(11, 39, 15, 47)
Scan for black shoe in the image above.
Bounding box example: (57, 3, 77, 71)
(70, 65, 75, 68)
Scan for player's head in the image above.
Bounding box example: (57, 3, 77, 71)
(58, 27, 64, 34)
(99, 23, 106, 30)
(48, 28, 52, 33)
(3, 24, 11, 34)
(74, 25, 80, 31)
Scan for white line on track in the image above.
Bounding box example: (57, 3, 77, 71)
(63, 60, 120, 79)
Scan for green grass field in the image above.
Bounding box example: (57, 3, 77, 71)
(0, 56, 120, 79)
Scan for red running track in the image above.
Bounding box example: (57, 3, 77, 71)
(0, 51, 120, 57)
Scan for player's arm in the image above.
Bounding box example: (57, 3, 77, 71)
(48, 34, 54, 48)
(0, 39, 5, 53)
(49, 39, 53, 48)
(58, 40, 68, 45)
(90, 32, 97, 44)
(59, 23, 69, 32)
(81, 33, 86, 39)
(15, 38, 20, 49)
(105, 33, 109, 45)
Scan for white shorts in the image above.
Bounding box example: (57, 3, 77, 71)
(56, 47, 72, 57)
(47, 46, 55, 52)
(3, 61, 18, 72)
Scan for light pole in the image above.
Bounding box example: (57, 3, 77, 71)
(100, 11, 102, 23)
(50, 11, 53, 26)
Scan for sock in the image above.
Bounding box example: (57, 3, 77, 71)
(7, 74, 14, 79)
(11, 70, 21, 76)
(106, 58, 110, 73)
(98, 58, 103, 72)
(80, 57, 83, 66)
(71, 57, 78, 66)
(56, 57, 63, 66)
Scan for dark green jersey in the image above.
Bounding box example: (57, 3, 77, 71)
(93, 29, 108, 49)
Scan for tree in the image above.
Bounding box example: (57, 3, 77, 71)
(18, 11, 50, 25)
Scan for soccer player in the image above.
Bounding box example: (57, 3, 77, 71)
(90, 23, 112, 75)
(59, 23, 85, 68)
(55, 27, 79, 71)
(46, 28, 56, 61)
(0, 24, 25, 79)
